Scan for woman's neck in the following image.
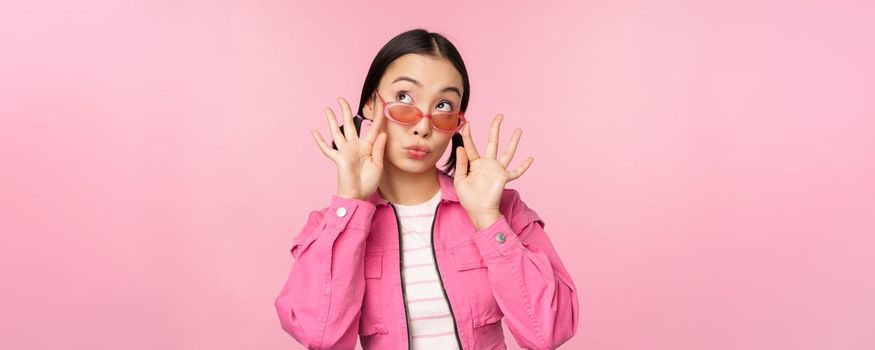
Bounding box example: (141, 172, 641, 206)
(378, 165, 441, 206)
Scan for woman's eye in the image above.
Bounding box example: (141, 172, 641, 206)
(396, 92, 413, 104)
(436, 101, 454, 112)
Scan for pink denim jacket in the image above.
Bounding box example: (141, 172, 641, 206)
(275, 168, 579, 349)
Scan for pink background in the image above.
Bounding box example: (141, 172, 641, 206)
(2, 0, 873, 349)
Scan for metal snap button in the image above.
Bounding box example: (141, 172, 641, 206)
(336, 207, 347, 217)
(495, 232, 506, 243)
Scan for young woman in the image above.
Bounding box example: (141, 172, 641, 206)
(275, 29, 579, 350)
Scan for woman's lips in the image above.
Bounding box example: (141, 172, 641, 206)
(406, 149, 429, 159)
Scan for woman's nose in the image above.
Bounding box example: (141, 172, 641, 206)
(412, 112, 431, 136)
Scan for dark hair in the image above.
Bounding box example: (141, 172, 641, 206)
(331, 28, 470, 177)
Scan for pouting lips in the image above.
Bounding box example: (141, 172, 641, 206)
(405, 145, 431, 153)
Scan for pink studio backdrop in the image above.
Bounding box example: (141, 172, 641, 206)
(1, 0, 873, 349)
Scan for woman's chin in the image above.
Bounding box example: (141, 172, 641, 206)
(388, 156, 437, 173)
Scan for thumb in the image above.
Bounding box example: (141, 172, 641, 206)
(455, 146, 468, 178)
(372, 132, 387, 168)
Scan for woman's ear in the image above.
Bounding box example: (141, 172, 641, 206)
(361, 95, 375, 121)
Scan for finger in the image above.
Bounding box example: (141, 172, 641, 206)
(372, 131, 387, 168)
(311, 130, 336, 161)
(508, 156, 534, 181)
(338, 97, 357, 142)
(455, 146, 468, 178)
(325, 108, 345, 148)
(499, 128, 522, 168)
(485, 114, 503, 159)
(460, 122, 480, 161)
(362, 92, 385, 145)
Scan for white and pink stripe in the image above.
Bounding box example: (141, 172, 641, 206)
(393, 189, 460, 350)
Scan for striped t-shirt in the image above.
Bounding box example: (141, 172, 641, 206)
(392, 188, 460, 349)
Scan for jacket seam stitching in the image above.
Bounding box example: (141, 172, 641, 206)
(315, 228, 336, 349)
(502, 240, 548, 349)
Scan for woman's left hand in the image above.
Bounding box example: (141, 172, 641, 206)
(454, 114, 534, 230)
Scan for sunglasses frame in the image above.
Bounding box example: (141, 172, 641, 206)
(368, 92, 467, 133)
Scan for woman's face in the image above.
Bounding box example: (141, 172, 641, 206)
(362, 53, 464, 175)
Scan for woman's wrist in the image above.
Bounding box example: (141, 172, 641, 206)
(468, 210, 502, 231)
(337, 193, 365, 201)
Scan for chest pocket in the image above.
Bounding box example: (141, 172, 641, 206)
(360, 245, 388, 336)
(449, 239, 504, 327)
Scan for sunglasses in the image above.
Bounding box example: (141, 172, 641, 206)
(363, 92, 467, 133)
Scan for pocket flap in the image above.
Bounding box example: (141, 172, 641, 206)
(364, 246, 383, 279)
(359, 320, 388, 335)
(449, 240, 486, 271)
(475, 311, 504, 328)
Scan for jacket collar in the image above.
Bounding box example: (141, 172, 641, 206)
(365, 167, 459, 207)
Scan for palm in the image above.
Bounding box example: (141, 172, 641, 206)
(335, 133, 383, 199)
(455, 157, 507, 212)
(454, 114, 534, 214)
(311, 96, 388, 200)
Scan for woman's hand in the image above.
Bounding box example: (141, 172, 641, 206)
(310, 95, 387, 201)
(454, 114, 534, 230)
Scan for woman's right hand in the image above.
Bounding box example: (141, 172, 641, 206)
(310, 95, 387, 201)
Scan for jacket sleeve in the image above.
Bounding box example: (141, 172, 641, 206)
(471, 189, 580, 350)
(274, 195, 377, 350)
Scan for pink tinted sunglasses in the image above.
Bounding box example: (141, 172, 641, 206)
(362, 92, 467, 133)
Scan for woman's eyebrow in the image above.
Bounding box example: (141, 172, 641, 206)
(391, 76, 462, 98)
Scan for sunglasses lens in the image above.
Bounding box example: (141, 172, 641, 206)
(385, 104, 462, 132)
(432, 113, 462, 132)
(387, 105, 421, 123)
